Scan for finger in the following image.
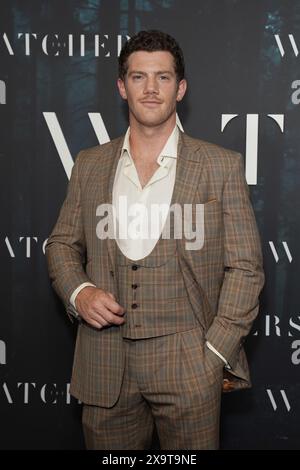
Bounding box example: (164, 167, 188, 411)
(87, 318, 103, 329)
(96, 306, 125, 325)
(107, 292, 116, 300)
(103, 298, 125, 315)
(97, 316, 110, 326)
(88, 309, 110, 326)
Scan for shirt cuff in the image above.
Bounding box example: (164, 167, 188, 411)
(206, 341, 232, 370)
(70, 282, 96, 308)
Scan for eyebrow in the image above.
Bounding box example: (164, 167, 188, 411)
(128, 70, 174, 76)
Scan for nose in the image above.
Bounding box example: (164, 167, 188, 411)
(143, 76, 159, 95)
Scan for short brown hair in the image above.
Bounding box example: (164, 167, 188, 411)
(118, 30, 185, 83)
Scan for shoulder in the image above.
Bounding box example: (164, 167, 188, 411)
(74, 135, 124, 167)
(181, 131, 243, 171)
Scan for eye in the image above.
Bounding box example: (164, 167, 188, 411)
(160, 75, 169, 80)
(132, 74, 143, 80)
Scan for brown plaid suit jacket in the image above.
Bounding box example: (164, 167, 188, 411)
(45, 129, 265, 407)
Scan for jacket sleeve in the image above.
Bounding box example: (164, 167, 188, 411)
(45, 150, 92, 312)
(205, 153, 265, 370)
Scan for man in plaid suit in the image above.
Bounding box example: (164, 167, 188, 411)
(45, 30, 264, 449)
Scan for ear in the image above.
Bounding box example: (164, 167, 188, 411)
(176, 79, 187, 102)
(117, 78, 127, 100)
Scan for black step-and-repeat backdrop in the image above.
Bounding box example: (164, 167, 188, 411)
(1, 0, 300, 450)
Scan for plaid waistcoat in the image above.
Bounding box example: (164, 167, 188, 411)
(115, 232, 199, 339)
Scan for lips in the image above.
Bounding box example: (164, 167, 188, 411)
(140, 100, 162, 106)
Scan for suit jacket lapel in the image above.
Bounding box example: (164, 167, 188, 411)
(171, 129, 206, 209)
(105, 135, 124, 269)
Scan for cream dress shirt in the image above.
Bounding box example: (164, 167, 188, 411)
(112, 123, 178, 260)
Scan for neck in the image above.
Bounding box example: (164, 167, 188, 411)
(128, 117, 176, 161)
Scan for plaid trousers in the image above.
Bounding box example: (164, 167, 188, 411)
(82, 325, 223, 450)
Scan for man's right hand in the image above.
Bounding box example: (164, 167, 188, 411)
(75, 286, 126, 329)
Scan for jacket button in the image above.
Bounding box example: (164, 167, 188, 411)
(132, 264, 139, 270)
(131, 303, 138, 309)
(131, 283, 138, 289)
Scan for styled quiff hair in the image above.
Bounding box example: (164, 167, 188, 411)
(118, 30, 185, 83)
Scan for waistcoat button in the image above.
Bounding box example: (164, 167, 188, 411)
(131, 283, 138, 289)
(132, 264, 139, 270)
(131, 303, 138, 309)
